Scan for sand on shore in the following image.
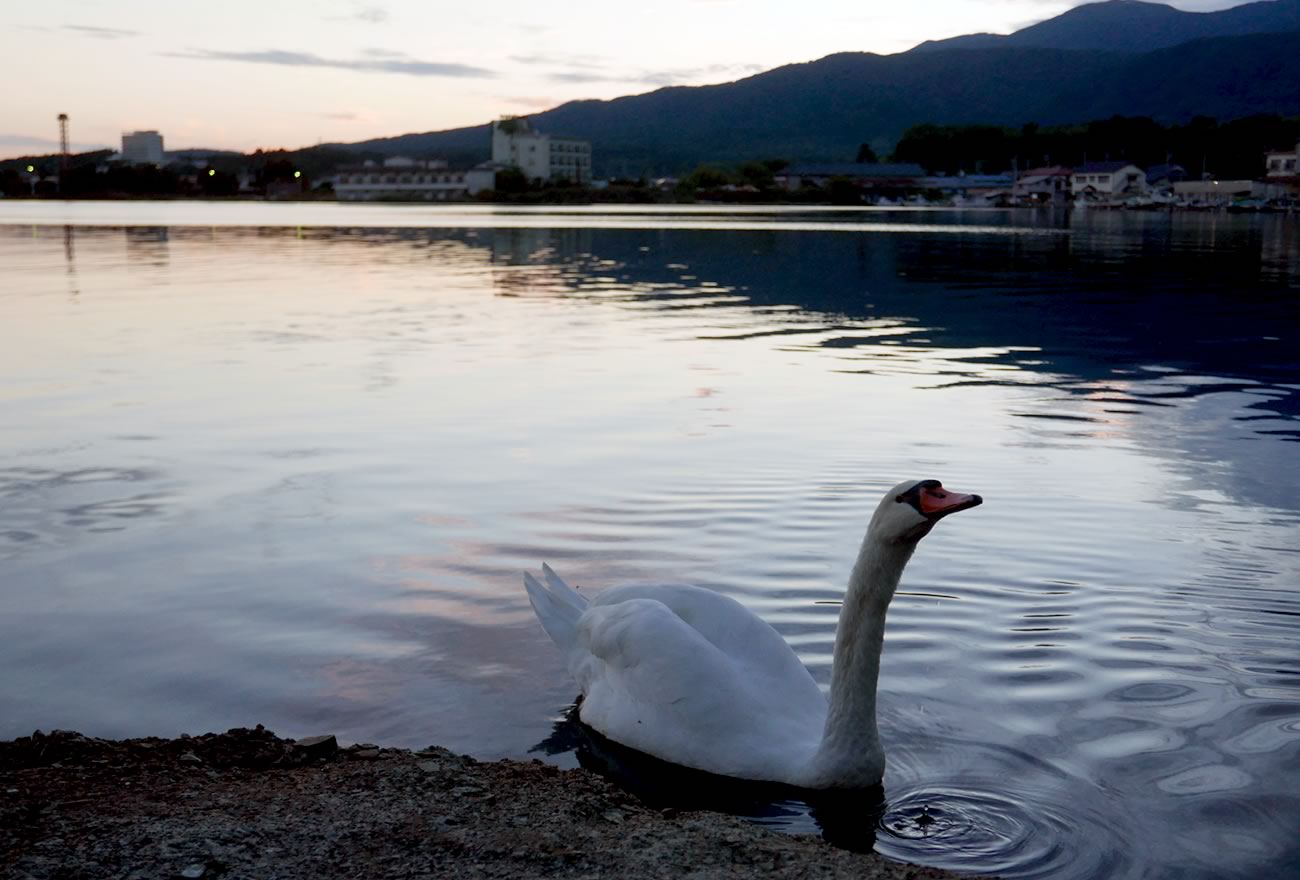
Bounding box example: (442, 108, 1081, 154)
(0, 726, 976, 879)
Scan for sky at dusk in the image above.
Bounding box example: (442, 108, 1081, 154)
(1, 0, 1248, 160)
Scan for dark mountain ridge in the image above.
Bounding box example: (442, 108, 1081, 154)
(332, 25, 1300, 176)
(911, 0, 1299, 53)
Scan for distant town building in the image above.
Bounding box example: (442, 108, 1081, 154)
(121, 130, 165, 165)
(777, 162, 925, 190)
(1145, 163, 1187, 189)
(917, 173, 1014, 202)
(1265, 142, 1298, 178)
(332, 157, 494, 201)
(491, 118, 592, 185)
(1014, 166, 1073, 204)
(1173, 179, 1256, 203)
(1263, 139, 1300, 199)
(1070, 162, 1148, 197)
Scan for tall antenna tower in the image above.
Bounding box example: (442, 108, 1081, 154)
(57, 113, 71, 196)
(58, 114, 70, 193)
(58, 114, 70, 163)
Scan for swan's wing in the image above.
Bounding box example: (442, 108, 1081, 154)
(573, 591, 825, 782)
(591, 582, 824, 705)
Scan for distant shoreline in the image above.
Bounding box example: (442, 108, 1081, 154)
(2, 195, 1296, 214)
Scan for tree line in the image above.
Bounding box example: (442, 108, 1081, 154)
(886, 114, 1300, 179)
(661, 114, 1300, 192)
(0, 146, 365, 199)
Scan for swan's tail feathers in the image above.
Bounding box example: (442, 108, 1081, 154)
(542, 563, 586, 613)
(524, 564, 589, 658)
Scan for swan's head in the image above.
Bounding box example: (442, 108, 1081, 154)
(871, 479, 983, 544)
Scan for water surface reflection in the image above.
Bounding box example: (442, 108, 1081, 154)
(1, 208, 1297, 880)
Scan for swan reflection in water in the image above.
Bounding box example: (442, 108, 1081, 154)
(531, 700, 888, 854)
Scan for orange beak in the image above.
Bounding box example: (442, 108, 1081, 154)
(918, 485, 983, 518)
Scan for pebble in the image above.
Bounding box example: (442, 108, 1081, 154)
(179, 864, 206, 878)
(178, 752, 203, 765)
(417, 761, 441, 773)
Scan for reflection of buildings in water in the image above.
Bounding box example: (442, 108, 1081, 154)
(436, 220, 1296, 401)
(485, 228, 594, 298)
(124, 226, 170, 266)
(457, 220, 1300, 514)
(488, 227, 593, 266)
(117, 224, 501, 269)
(24, 218, 1291, 509)
(1260, 215, 1300, 277)
(89, 219, 1287, 424)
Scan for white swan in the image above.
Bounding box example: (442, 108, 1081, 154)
(524, 478, 982, 789)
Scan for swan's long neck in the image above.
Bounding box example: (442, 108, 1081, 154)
(808, 534, 914, 787)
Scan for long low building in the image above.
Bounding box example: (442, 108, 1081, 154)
(778, 162, 926, 190)
(1173, 179, 1258, 200)
(334, 158, 495, 201)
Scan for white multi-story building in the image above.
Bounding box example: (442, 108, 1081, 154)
(1070, 162, 1148, 197)
(491, 118, 591, 185)
(1265, 142, 1298, 178)
(333, 157, 495, 201)
(121, 130, 165, 165)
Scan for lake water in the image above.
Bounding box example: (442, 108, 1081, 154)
(2, 202, 1297, 879)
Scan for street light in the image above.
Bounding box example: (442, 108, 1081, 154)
(26, 165, 34, 173)
(208, 169, 216, 177)
(293, 171, 302, 179)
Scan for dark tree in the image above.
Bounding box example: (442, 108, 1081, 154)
(890, 114, 1300, 178)
(0, 169, 27, 197)
(494, 167, 529, 193)
(681, 165, 733, 190)
(738, 161, 776, 189)
(199, 170, 240, 197)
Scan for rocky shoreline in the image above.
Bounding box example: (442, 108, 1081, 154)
(0, 726, 973, 879)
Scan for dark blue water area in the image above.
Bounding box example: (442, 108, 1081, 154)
(1, 206, 1298, 879)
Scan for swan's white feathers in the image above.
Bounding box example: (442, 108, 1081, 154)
(524, 481, 981, 787)
(541, 563, 585, 613)
(523, 569, 588, 677)
(538, 577, 827, 782)
(589, 583, 823, 709)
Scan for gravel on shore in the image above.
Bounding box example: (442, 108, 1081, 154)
(1, 727, 972, 879)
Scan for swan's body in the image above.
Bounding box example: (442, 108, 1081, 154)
(525, 479, 981, 789)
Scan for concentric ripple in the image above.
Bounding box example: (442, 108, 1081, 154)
(864, 731, 1136, 880)
(876, 785, 1124, 879)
